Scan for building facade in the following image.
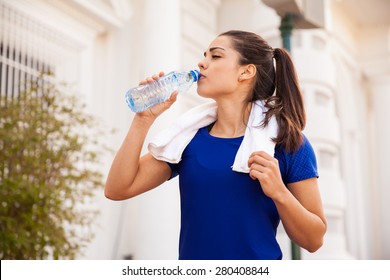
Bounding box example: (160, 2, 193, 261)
(1, 0, 389, 259)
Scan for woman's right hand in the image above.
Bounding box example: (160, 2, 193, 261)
(137, 72, 178, 120)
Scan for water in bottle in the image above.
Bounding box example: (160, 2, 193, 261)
(125, 70, 200, 112)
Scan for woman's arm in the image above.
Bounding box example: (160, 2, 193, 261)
(248, 151, 327, 252)
(278, 178, 327, 252)
(104, 115, 172, 200)
(105, 72, 178, 200)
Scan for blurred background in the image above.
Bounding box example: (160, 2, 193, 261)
(1, 0, 389, 260)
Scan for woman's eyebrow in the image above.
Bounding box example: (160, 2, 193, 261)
(203, 47, 226, 57)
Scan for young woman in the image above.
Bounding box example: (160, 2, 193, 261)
(105, 30, 327, 260)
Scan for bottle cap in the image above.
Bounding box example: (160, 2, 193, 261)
(190, 70, 201, 82)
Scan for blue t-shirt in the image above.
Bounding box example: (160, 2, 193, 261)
(168, 126, 318, 260)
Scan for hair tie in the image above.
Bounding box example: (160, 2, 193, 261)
(272, 48, 278, 59)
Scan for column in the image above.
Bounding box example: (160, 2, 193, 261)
(352, 24, 390, 259)
(368, 75, 390, 259)
(125, 0, 182, 260)
(293, 30, 353, 259)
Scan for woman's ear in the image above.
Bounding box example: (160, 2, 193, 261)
(239, 64, 256, 81)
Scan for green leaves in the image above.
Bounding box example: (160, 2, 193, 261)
(0, 76, 109, 259)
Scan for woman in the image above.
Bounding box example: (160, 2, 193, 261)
(105, 30, 327, 260)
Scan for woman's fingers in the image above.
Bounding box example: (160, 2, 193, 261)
(248, 152, 271, 168)
(139, 71, 165, 85)
(248, 151, 279, 181)
(144, 90, 178, 118)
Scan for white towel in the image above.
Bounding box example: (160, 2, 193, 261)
(148, 100, 278, 173)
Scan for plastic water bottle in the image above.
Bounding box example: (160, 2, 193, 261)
(125, 70, 200, 113)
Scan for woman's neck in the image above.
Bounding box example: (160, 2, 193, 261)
(210, 100, 252, 138)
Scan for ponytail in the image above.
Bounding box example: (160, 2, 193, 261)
(264, 47, 305, 153)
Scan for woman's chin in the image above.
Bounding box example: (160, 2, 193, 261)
(196, 88, 211, 98)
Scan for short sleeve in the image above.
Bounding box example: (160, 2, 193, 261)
(275, 134, 319, 185)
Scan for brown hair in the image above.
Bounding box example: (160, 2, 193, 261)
(219, 30, 305, 153)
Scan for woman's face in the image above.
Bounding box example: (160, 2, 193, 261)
(197, 35, 243, 99)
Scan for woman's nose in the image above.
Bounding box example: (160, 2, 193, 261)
(198, 58, 207, 70)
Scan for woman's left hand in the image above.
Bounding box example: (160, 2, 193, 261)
(248, 151, 285, 199)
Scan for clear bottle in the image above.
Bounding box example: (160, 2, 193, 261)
(125, 70, 200, 113)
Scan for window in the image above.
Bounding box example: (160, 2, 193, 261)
(0, 2, 54, 103)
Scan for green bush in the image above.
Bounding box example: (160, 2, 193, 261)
(0, 77, 108, 259)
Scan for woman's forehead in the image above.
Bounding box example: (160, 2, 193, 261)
(207, 35, 233, 50)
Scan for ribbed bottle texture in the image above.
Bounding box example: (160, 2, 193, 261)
(125, 70, 200, 113)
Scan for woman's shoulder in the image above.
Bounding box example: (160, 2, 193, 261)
(275, 134, 318, 183)
(275, 134, 315, 158)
